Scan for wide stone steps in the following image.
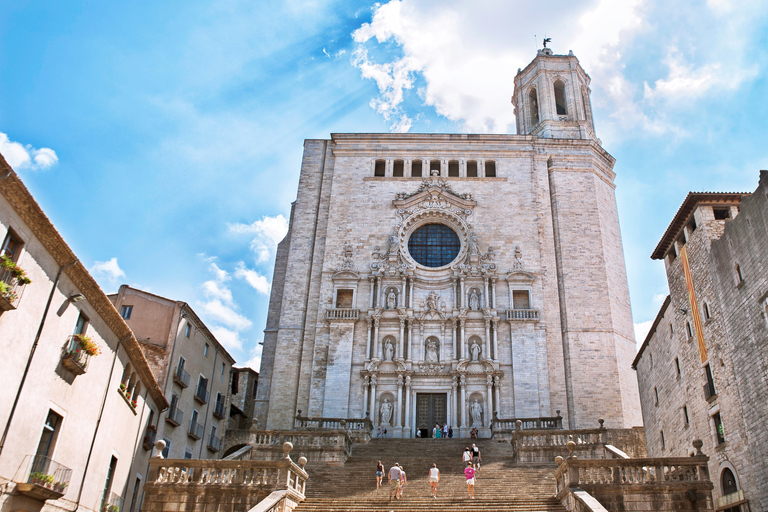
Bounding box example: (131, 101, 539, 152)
(293, 438, 564, 512)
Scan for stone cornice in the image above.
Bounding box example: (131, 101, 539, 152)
(0, 155, 169, 410)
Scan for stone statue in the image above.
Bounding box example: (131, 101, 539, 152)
(380, 398, 393, 426)
(470, 341, 481, 361)
(387, 290, 397, 309)
(513, 245, 524, 270)
(426, 291, 438, 311)
(468, 235, 479, 256)
(469, 290, 480, 310)
(470, 399, 483, 427)
(384, 339, 394, 361)
(426, 338, 439, 362)
(387, 235, 399, 255)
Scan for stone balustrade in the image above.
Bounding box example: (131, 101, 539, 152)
(143, 442, 308, 512)
(505, 309, 539, 321)
(511, 425, 646, 464)
(222, 429, 353, 463)
(555, 441, 713, 512)
(491, 412, 563, 440)
(325, 308, 359, 320)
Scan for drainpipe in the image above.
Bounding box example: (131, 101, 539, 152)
(74, 334, 132, 511)
(0, 259, 78, 456)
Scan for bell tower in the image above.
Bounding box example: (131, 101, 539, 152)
(512, 48, 597, 141)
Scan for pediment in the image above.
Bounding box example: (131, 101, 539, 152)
(393, 179, 476, 211)
(332, 269, 361, 281)
(506, 270, 536, 284)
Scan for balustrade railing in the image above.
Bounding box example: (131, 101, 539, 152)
(294, 413, 372, 432)
(188, 420, 203, 440)
(194, 384, 209, 404)
(13, 454, 72, 500)
(325, 308, 360, 320)
(208, 433, 222, 452)
(213, 400, 226, 419)
(100, 492, 123, 512)
(492, 413, 563, 432)
(505, 309, 539, 321)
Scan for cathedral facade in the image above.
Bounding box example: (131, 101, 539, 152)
(256, 49, 642, 437)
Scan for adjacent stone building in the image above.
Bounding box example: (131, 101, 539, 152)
(109, 286, 236, 460)
(0, 158, 168, 512)
(227, 367, 259, 431)
(256, 48, 642, 436)
(634, 171, 768, 511)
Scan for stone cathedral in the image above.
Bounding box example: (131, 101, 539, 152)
(255, 48, 642, 438)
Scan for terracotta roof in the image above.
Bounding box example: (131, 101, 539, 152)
(0, 155, 169, 410)
(650, 192, 748, 260)
(632, 295, 671, 369)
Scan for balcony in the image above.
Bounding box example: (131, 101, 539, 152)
(0, 259, 30, 311)
(326, 308, 359, 321)
(207, 433, 222, 452)
(142, 426, 157, 451)
(13, 455, 72, 501)
(173, 366, 190, 388)
(165, 405, 183, 427)
(100, 492, 123, 512)
(704, 381, 717, 401)
(188, 420, 203, 440)
(505, 309, 539, 321)
(213, 400, 226, 419)
(194, 384, 209, 405)
(61, 336, 90, 375)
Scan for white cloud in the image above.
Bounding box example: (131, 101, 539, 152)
(209, 262, 230, 282)
(202, 279, 234, 305)
(210, 326, 244, 352)
(203, 299, 252, 331)
(229, 214, 289, 263)
(634, 320, 654, 346)
(90, 257, 126, 286)
(238, 342, 263, 372)
(652, 293, 667, 306)
(234, 262, 270, 295)
(0, 132, 59, 171)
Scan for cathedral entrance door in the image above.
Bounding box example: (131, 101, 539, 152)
(416, 393, 446, 438)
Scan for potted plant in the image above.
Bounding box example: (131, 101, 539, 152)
(131, 398, 138, 408)
(54, 481, 68, 493)
(119, 382, 127, 392)
(0, 254, 32, 285)
(74, 334, 101, 356)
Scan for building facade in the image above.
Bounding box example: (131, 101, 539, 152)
(256, 49, 642, 436)
(634, 171, 768, 511)
(109, 286, 236, 460)
(0, 159, 168, 512)
(227, 367, 259, 432)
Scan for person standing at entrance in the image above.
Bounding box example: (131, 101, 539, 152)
(464, 461, 476, 498)
(388, 463, 402, 501)
(428, 464, 440, 498)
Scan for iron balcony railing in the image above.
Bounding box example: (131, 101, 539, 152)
(188, 420, 203, 440)
(213, 400, 226, 419)
(174, 366, 190, 388)
(61, 335, 90, 375)
(208, 433, 222, 452)
(194, 384, 209, 404)
(166, 405, 183, 426)
(13, 454, 72, 500)
(0, 266, 29, 310)
(100, 492, 123, 512)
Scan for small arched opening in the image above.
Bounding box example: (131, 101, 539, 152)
(554, 80, 567, 116)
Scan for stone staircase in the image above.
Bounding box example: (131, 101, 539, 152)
(293, 438, 565, 512)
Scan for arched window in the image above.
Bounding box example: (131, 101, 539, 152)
(485, 161, 496, 177)
(121, 364, 132, 385)
(374, 160, 386, 177)
(529, 88, 540, 125)
(448, 160, 459, 177)
(466, 161, 478, 177)
(132, 381, 142, 401)
(393, 160, 404, 177)
(686, 321, 693, 339)
(721, 468, 738, 495)
(554, 80, 567, 116)
(411, 160, 423, 177)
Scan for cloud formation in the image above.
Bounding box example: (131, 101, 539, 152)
(229, 214, 289, 263)
(90, 257, 126, 289)
(210, 326, 244, 352)
(234, 262, 270, 295)
(0, 132, 59, 171)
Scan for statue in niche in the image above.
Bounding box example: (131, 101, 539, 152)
(425, 338, 439, 362)
(513, 245, 524, 270)
(426, 291, 439, 312)
(470, 341, 481, 361)
(380, 398, 393, 426)
(387, 290, 397, 309)
(384, 339, 394, 361)
(470, 398, 483, 427)
(386, 235, 400, 256)
(469, 290, 480, 310)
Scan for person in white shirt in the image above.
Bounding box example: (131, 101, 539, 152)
(428, 464, 440, 498)
(462, 447, 472, 466)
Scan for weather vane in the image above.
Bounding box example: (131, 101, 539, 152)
(543, 37, 551, 48)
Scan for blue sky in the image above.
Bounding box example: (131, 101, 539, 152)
(2, 0, 767, 369)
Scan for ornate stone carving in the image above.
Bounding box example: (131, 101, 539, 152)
(337, 241, 356, 272)
(512, 245, 524, 270)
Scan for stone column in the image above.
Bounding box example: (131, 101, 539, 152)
(408, 278, 414, 308)
(407, 320, 413, 361)
(451, 377, 458, 428)
(447, 386, 452, 426)
(460, 277, 465, 308)
(370, 375, 377, 426)
(405, 159, 412, 177)
(460, 159, 466, 177)
(396, 374, 403, 427)
(484, 319, 491, 360)
(460, 319, 466, 360)
(491, 278, 497, 309)
(377, 277, 383, 309)
(374, 318, 380, 359)
(460, 375, 467, 428)
(451, 318, 458, 360)
(404, 376, 411, 432)
(483, 277, 490, 308)
(479, 159, 485, 178)
(492, 318, 499, 361)
(365, 317, 372, 360)
(369, 277, 375, 308)
(401, 276, 407, 305)
(363, 376, 370, 418)
(398, 318, 405, 359)
(493, 376, 501, 418)
(486, 374, 493, 427)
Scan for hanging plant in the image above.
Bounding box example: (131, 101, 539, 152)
(74, 334, 101, 356)
(0, 254, 32, 284)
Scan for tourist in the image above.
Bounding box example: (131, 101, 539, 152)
(462, 446, 472, 466)
(376, 460, 384, 489)
(442, 423, 448, 438)
(448, 425, 453, 438)
(388, 463, 402, 501)
(428, 463, 440, 498)
(472, 443, 481, 468)
(416, 429, 422, 438)
(464, 461, 476, 498)
(435, 424, 442, 438)
(470, 426, 478, 438)
(377, 426, 382, 438)
(397, 463, 407, 498)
